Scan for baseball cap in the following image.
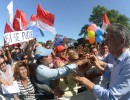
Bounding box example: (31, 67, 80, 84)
(35, 46, 52, 59)
(55, 45, 66, 52)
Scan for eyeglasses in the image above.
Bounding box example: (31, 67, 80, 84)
(0, 61, 6, 66)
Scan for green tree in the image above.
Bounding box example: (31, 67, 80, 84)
(79, 5, 130, 36)
(89, 5, 130, 28)
(89, 5, 108, 27)
(79, 24, 89, 37)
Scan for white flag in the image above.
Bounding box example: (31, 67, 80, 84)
(4, 1, 14, 33)
(7, 1, 13, 26)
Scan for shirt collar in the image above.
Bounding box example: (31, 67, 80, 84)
(117, 48, 129, 61)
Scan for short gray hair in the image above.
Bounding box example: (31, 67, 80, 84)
(106, 23, 130, 48)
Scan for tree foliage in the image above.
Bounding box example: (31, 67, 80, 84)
(89, 5, 130, 28)
(79, 24, 89, 37)
(89, 5, 108, 27)
(79, 5, 130, 36)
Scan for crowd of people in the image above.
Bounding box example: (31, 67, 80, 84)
(0, 23, 130, 100)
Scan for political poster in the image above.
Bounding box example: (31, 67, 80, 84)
(4, 30, 33, 45)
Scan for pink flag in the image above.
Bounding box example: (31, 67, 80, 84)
(4, 1, 13, 33)
(36, 4, 56, 34)
(13, 9, 29, 31)
(101, 12, 110, 31)
(30, 14, 37, 26)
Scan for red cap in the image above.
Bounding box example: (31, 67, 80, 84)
(12, 43, 21, 47)
(55, 45, 66, 52)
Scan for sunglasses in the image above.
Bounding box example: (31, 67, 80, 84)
(0, 61, 6, 66)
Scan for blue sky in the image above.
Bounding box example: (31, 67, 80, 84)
(0, 0, 130, 46)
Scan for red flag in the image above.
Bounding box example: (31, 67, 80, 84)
(102, 12, 110, 31)
(103, 13, 110, 25)
(20, 10, 29, 29)
(13, 17, 21, 31)
(37, 4, 55, 26)
(36, 4, 56, 34)
(30, 14, 37, 21)
(13, 9, 29, 31)
(4, 23, 13, 33)
(30, 14, 37, 26)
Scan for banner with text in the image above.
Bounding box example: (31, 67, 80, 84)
(4, 30, 33, 45)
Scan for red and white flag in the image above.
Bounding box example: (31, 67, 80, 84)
(13, 9, 29, 31)
(101, 12, 110, 31)
(13, 17, 21, 31)
(30, 14, 37, 26)
(36, 4, 56, 34)
(4, 23, 13, 33)
(4, 1, 14, 33)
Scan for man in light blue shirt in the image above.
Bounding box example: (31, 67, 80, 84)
(93, 49, 130, 100)
(34, 46, 89, 87)
(72, 23, 130, 100)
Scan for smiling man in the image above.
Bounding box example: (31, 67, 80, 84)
(72, 23, 130, 100)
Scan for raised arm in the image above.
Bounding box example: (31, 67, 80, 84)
(4, 42, 12, 65)
(49, 34, 58, 49)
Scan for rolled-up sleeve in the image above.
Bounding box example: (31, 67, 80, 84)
(93, 63, 130, 100)
(93, 85, 113, 100)
(93, 85, 107, 100)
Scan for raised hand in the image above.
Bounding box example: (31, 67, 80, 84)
(4, 41, 9, 51)
(55, 60, 65, 68)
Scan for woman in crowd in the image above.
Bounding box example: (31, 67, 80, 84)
(0, 57, 14, 86)
(20, 53, 29, 64)
(13, 61, 37, 100)
(0, 56, 15, 99)
(20, 53, 54, 99)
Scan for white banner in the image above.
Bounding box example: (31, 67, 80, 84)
(4, 30, 33, 45)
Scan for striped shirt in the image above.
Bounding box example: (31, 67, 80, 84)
(17, 78, 36, 100)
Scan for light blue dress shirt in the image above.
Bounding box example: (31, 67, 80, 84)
(93, 49, 130, 100)
(101, 53, 115, 88)
(36, 64, 77, 86)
